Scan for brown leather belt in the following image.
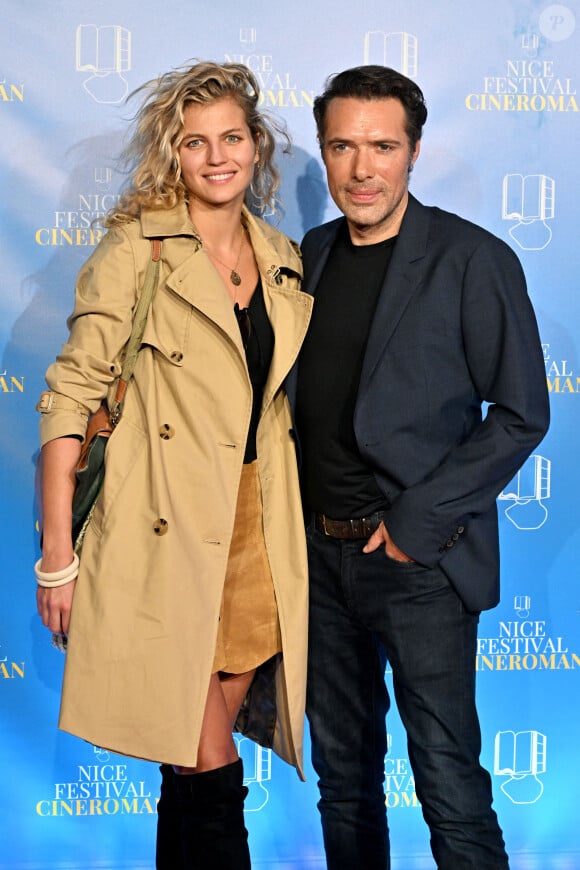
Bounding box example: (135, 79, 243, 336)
(314, 512, 384, 539)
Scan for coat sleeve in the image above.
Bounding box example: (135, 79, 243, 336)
(384, 235, 550, 567)
(38, 226, 140, 446)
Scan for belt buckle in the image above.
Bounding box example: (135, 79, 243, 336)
(320, 514, 329, 536)
(36, 391, 55, 412)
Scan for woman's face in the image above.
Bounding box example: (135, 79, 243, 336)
(178, 96, 259, 213)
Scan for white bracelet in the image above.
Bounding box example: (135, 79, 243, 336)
(35, 553, 80, 588)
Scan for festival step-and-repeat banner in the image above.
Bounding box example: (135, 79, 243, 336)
(1, 1, 579, 868)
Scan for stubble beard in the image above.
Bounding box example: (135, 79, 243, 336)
(340, 186, 408, 240)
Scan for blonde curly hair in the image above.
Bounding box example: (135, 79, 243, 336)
(105, 61, 289, 225)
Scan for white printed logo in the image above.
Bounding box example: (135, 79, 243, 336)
(499, 454, 551, 530)
(239, 28, 258, 49)
(502, 173, 555, 250)
(521, 32, 540, 58)
(235, 736, 272, 812)
(363, 31, 418, 77)
(76, 24, 131, 104)
(513, 595, 531, 619)
(494, 729, 546, 804)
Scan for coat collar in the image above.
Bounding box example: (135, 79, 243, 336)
(140, 201, 200, 241)
(140, 202, 311, 408)
(139, 201, 302, 268)
(139, 201, 302, 279)
(153, 204, 304, 321)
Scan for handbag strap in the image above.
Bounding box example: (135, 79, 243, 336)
(109, 238, 162, 425)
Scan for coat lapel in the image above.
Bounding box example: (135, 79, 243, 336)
(166, 248, 243, 348)
(248, 215, 313, 411)
(143, 203, 312, 391)
(262, 284, 312, 412)
(141, 203, 243, 348)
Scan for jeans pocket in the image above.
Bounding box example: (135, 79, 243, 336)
(381, 550, 423, 570)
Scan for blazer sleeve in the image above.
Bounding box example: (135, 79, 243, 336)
(385, 235, 550, 567)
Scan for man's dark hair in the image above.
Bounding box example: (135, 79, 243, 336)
(313, 65, 428, 152)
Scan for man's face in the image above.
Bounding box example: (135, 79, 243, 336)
(321, 96, 420, 244)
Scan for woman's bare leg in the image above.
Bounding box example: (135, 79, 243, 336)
(174, 669, 255, 775)
(161, 670, 256, 869)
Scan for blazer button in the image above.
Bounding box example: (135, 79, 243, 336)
(445, 539, 454, 548)
(159, 423, 175, 440)
(452, 532, 459, 541)
(153, 518, 169, 535)
(170, 350, 183, 362)
(457, 526, 465, 534)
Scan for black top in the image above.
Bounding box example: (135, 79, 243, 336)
(237, 278, 274, 463)
(296, 223, 396, 517)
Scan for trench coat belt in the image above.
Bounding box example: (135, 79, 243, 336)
(314, 511, 385, 539)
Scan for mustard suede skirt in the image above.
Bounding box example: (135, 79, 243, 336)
(213, 461, 281, 674)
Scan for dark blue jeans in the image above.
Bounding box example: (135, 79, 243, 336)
(306, 526, 509, 870)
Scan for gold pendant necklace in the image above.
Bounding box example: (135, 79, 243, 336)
(204, 227, 245, 286)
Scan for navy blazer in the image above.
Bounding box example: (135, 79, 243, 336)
(289, 194, 549, 612)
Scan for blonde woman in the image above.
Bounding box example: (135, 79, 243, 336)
(35, 61, 312, 869)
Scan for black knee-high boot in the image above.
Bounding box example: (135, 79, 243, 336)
(156, 764, 186, 870)
(174, 758, 251, 869)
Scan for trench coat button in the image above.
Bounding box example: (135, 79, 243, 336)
(153, 518, 169, 535)
(170, 350, 183, 362)
(159, 423, 175, 440)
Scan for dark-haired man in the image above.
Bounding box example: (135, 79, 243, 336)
(292, 66, 549, 869)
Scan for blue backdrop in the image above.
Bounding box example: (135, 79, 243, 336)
(1, 1, 579, 868)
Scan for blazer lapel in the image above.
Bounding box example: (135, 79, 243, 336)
(301, 218, 343, 297)
(284, 218, 343, 411)
(359, 195, 430, 387)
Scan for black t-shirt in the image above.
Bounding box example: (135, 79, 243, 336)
(239, 278, 274, 463)
(296, 223, 396, 517)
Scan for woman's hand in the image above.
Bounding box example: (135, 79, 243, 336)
(36, 578, 77, 636)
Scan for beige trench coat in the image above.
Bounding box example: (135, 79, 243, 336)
(38, 203, 313, 775)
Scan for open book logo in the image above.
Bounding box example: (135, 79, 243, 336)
(498, 454, 551, 529)
(75, 24, 131, 104)
(502, 173, 555, 250)
(234, 735, 271, 812)
(363, 31, 418, 78)
(494, 729, 546, 804)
